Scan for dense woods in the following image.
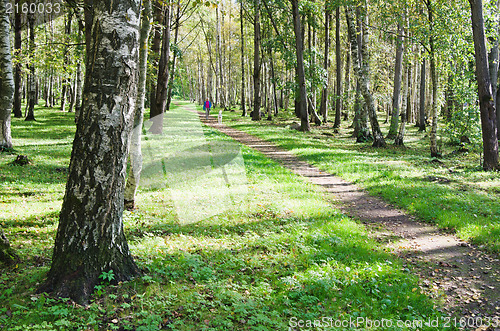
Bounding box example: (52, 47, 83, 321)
(1, 0, 500, 325)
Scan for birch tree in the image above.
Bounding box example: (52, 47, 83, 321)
(39, 0, 141, 304)
(0, 0, 14, 149)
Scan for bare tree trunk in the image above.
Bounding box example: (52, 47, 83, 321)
(240, 1, 246, 116)
(334, 6, 342, 128)
(74, 62, 83, 122)
(125, 0, 152, 210)
(418, 57, 426, 131)
(0, 0, 14, 149)
(150, 3, 170, 134)
(252, 0, 262, 121)
(291, 0, 310, 131)
(387, 21, 404, 139)
(39, 0, 141, 304)
(469, 0, 499, 169)
(166, 1, 181, 112)
(13, 0, 22, 118)
(346, 5, 385, 147)
(25, 12, 36, 122)
(320, 6, 331, 122)
(395, 61, 411, 146)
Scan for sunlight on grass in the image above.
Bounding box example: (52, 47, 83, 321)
(0, 103, 451, 330)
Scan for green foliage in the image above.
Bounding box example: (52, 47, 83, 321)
(0, 102, 449, 330)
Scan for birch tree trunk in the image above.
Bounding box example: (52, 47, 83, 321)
(252, 0, 262, 121)
(469, 0, 499, 170)
(291, 0, 310, 131)
(395, 61, 411, 146)
(387, 21, 404, 139)
(124, 0, 152, 210)
(418, 57, 426, 131)
(320, 6, 331, 122)
(0, 0, 14, 149)
(150, 3, 170, 134)
(346, 6, 385, 147)
(74, 61, 83, 123)
(13, 0, 22, 119)
(25, 12, 36, 121)
(39, 0, 141, 304)
(334, 6, 342, 128)
(240, 1, 246, 116)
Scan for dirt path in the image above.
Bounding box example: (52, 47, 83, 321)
(183, 103, 500, 329)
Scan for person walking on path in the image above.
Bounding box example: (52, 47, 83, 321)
(204, 99, 212, 119)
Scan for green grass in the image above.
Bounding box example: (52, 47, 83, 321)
(219, 105, 500, 253)
(1, 103, 452, 330)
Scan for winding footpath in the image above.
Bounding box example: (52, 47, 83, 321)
(180, 102, 500, 329)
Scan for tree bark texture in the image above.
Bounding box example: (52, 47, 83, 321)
(0, 0, 14, 149)
(240, 1, 246, 116)
(395, 61, 411, 146)
(25, 12, 36, 121)
(319, 6, 330, 122)
(469, 0, 499, 169)
(252, 0, 262, 121)
(150, 3, 170, 134)
(334, 6, 342, 128)
(13, 0, 22, 119)
(291, 0, 310, 131)
(346, 6, 385, 147)
(39, 0, 141, 304)
(418, 57, 426, 131)
(125, 0, 152, 209)
(387, 21, 404, 139)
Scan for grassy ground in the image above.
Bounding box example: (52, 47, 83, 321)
(219, 105, 500, 253)
(0, 104, 451, 330)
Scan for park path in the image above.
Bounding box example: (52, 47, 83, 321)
(180, 102, 500, 327)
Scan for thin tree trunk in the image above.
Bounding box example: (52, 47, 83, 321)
(166, 1, 181, 112)
(0, 0, 14, 149)
(75, 62, 83, 122)
(291, 0, 310, 131)
(418, 57, 426, 131)
(150, 4, 170, 134)
(252, 0, 262, 121)
(320, 6, 331, 122)
(395, 61, 411, 146)
(25, 12, 36, 122)
(387, 21, 404, 139)
(39, 0, 141, 304)
(469, 0, 499, 169)
(334, 6, 342, 128)
(125, 0, 152, 210)
(240, 0, 246, 116)
(346, 5, 385, 147)
(13, 0, 22, 118)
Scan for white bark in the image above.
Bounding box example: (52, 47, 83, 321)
(124, 0, 152, 207)
(0, 0, 14, 149)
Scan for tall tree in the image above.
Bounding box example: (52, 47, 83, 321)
(150, 2, 171, 134)
(0, 0, 14, 149)
(125, 0, 152, 210)
(13, 0, 22, 119)
(25, 12, 36, 121)
(291, 0, 310, 131)
(240, 0, 246, 116)
(319, 4, 331, 122)
(418, 57, 426, 131)
(469, 0, 499, 170)
(346, 5, 385, 147)
(387, 20, 404, 139)
(252, 0, 262, 121)
(39, 0, 141, 304)
(334, 6, 342, 128)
